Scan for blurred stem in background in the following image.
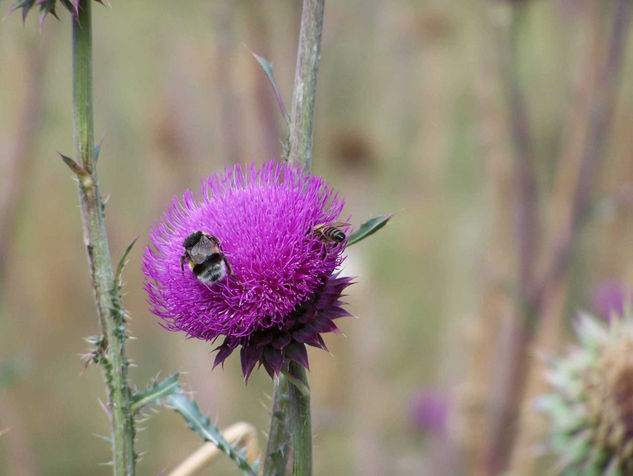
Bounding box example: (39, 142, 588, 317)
(262, 0, 325, 474)
(463, 0, 632, 473)
(68, 0, 135, 473)
(0, 40, 46, 476)
(485, 4, 539, 473)
(511, 0, 632, 472)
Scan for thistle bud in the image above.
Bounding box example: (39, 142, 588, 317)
(539, 310, 633, 474)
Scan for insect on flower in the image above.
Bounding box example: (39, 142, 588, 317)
(144, 161, 354, 381)
(180, 231, 233, 286)
(313, 222, 349, 244)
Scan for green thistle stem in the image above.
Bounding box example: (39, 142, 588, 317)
(287, 0, 325, 169)
(264, 1, 324, 473)
(287, 361, 312, 476)
(262, 375, 290, 475)
(72, 1, 135, 473)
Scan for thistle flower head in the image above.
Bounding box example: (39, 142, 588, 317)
(143, 161, 353, 381)
(8, 0, 106, 26)
(539, 308, 633, 474)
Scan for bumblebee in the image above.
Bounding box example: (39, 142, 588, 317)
(313, 222, 349, 244)
(180, 231, 233, 286)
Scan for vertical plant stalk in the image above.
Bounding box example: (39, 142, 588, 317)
(287, 0, 325, 169)
(71, 1, 135, 473)
(459, 5, 518, 473)
(505, 5, 537, 300)
(534, 0, 631, 302)
(486, 5, 539, 473)
(509, 0, 632, 472)
(0, 43, 46, 476)
(262, 375, 290, 475)
(486, 0, 631, 472)
(264, 1, 324, 474)
(287, 361, 312, 476)
(0, 47, 44, 285)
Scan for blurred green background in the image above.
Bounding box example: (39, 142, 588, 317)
(1, 0, 633, 474)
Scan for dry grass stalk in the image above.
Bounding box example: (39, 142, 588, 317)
(168, 422, 260, 476)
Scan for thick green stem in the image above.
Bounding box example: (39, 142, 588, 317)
(287, 362, 312, 476)
(262, 375, 290, 476)
(264, 1, 323, 473)
(72, 1, 135, 474)
(287, 0, 325, 169)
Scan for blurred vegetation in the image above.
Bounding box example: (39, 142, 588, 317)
(1, 0, 633, 475)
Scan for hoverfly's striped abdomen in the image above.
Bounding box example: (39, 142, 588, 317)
(313, 222, 348, 243)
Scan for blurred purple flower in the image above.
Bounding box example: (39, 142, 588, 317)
(591, 282, 628, 320)
(409, 391, 449, 434)
(143, 161, 353, 381)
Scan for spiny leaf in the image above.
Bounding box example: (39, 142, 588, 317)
(114, 236, 138, 290)
(347, 214, 393, 246)
(249, 49, 290, 126)
(166, 392, 257, 475)
(131, 374, 180, 414)
(58, 152, 86, 176)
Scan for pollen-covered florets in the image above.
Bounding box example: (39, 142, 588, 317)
(538, 309, 633, 474)
(143, 161, 353, 380)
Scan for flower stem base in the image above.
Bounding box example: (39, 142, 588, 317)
(288, 360, 312, 476)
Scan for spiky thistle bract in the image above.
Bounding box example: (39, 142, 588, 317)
(539, 308, 633, 475)
(8, 0, 106, 26)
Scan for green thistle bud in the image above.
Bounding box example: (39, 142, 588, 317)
(539, 310, 633, 475)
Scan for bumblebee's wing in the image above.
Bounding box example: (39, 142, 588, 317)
(189, 236, 219, 264)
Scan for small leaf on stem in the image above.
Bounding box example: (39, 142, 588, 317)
(248, 48, 291, 126)
(281, 368, 310, 398)
(130, 373, 180, 414)
(347, 214, 393, 246)
(58, 152, 87, 177)
(114, 236, 138, 291)
(94, 137, 104, 163)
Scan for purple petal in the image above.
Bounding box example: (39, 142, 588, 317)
(240, 345, 263, 381)
(311, 316, 341, 334)
(271, 333, 292, 350)
(212, 344, 235, 369)
(263, 347, 284, 376)
(285, 343, 309, 369)
(292, 325, 319, 344)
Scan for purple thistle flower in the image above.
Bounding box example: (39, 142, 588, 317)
(591, 281, 629, 321)
(409, 390, 449, 434)
(143, 161, 353, 381)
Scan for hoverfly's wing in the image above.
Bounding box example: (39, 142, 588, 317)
(313, 221, 350, 232)
(189, 236, 220, 264)
(330, 221, 351, 228)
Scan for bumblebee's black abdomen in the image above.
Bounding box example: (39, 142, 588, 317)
(192, 254, 229, 285)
